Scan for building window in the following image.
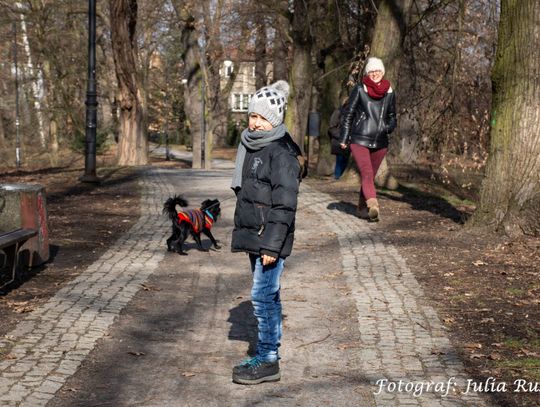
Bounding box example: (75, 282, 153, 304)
(232, 93, 252, 112)
(224, 63, 234, 77)
(242, 94, 252, 111)
(233, 94, 241, 111)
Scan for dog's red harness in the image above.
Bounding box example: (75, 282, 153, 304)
(177, 209, 214, 233)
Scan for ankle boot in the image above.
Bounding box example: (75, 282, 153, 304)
(357, 195, 369, 219)
(366, 198, 379, 222)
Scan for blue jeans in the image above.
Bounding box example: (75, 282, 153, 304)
(334, 154, 348, 179)
(249, 254, 285, 363)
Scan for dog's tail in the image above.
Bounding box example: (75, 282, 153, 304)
(163, 195, 189, 221)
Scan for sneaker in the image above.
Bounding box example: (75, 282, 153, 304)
(232, 357, 280, 385)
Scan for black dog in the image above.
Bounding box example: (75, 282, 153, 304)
(163, 195, 221, 255)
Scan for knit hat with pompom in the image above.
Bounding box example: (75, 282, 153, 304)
(248, 80, 290, 127)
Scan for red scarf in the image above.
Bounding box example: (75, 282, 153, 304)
(362, 75, 390, 99)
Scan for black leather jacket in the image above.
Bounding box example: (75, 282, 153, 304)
(339, 84, 397, 149)
(231, 133, 301, 259)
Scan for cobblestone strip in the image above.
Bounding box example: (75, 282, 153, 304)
(300, 184, 489, 407)
(0, 168, 174, 407)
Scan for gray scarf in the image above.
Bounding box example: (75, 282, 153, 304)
(231, 124, 287, 190)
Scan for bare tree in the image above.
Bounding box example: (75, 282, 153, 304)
(109, 0, 148, 166)
(254, 21, 268, 89)
(397, 0, 496, 169)
(470, 0, 540, 236)
(366, 0, 413, 189)
(285, 0, 314, 152)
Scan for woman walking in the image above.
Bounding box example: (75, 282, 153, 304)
(230, 80, 302, 385)
(340, 57, 397, 221)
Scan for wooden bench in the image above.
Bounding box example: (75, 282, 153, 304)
(0, 228, 38, 289)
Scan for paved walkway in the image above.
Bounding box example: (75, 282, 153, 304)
(0, 166, 491, 406)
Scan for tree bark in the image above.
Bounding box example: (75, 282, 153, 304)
(109, 0, 148, 166)
(0, 112, 5, 147)
(370, 0, 413, 190)
(177, 4, 204, 168)
(255, 22, 267, 89)
(285, 0, 314, 154)
(17, 4, 47, 148)
(272, 15, 289, 82)
(470, 0, 540, 237)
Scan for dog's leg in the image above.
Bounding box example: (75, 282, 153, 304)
(167, 224, 179, 252)
(192, 233, 209, 252)
(175, 225, 190, 255)
(202, 229, 221, 250)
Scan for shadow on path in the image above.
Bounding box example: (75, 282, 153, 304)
(227, 300, 257, 357)
(327, 201, 357, 217)
(325, 187, 468, 224)
(378, 185, 468, 224)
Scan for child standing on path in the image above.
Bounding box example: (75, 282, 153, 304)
(340, 57, 397, 221)
(230, 80, 302, 385)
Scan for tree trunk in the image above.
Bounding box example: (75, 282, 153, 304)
(316, 54, 346, 176)
(470, 0, 540, 237)
(0, 113, 5, 147)
(18, 6, 47, 148)
(273, 15, 290, 82)
(109, 0, 148, 166)
(178, 5, 204, 168)
(255, 22, 267, 89)
(286, 0, 314, 154)
(370, 0, 412, 85)
(370, 0, 412, 190)
(286, 47, 311, 154)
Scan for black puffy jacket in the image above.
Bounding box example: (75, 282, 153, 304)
(231, 133, 301, 259)
(339, 84, 397, 149)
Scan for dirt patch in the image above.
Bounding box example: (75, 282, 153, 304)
(307, 174, 539, 407)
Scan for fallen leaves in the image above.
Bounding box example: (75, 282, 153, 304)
(336, 341, 361, 350)
(140, 283, 161, 291)
(488, 353, 502, 361)
(464, 342, 483, 350)
(7, 301, 36, 314)
(127, 351, 145, 356)
(181, 372, 196, 378)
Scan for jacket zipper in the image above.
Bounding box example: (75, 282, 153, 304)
(374, 98, 387, 146)
(258, 206, 265, 236)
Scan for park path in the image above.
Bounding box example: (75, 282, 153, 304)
(0, 163, 491, 407)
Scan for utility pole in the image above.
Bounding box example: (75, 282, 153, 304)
(80, 0, 100, 183)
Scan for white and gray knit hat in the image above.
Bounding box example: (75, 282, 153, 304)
(248, 80, 290, 127)
(364, 57, 385, 75)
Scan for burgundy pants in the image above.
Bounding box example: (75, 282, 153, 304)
(350, 144, 388, 200)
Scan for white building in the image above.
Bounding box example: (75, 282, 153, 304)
(220, 60, 273, 120)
